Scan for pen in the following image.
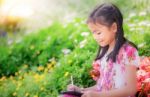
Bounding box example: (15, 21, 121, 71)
(71, 75, 74, 85)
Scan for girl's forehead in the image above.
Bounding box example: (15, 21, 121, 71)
(88, 23, 108, 31)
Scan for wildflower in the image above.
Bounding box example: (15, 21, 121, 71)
(37, 66, 44, 71)
(64, 72, 69, 77)
(23, 64, 28, 68)
(36, 51, 40, 55)
(19, 76, 23, 80)
(47, 63, 52, 68)
(13, 92, 17, 96)
(17, 82, 22, 87)
(90, 61, 100, 81)
(62, 48, 71, 55)
(68, 60, 72, 64)
(40, 87, 44, 91)
(15, 72, 19, 76)
(25, 93, 29, 97)
(0, 76, 6, 81)
(79, 39, 87, 48)
(129, 12, 136, 18)
(51, 60, 56, 65)
(137, 57, 150, 95)
(10, 76, 14, 80)
(33, 95, 38, 97)
(81, 32, 89, 37)
(139, 11, 147, 16)
(30, 45, 35, 50)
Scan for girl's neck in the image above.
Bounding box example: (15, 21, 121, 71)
(107, 39, 116, 55)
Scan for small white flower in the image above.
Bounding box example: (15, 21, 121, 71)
(74, 39, 78, 43)
(15, 38, 22, 43)
(136, 28, 144, 32)
(139, 11, 147, 16)
(138, 42, 146, 48)
(62, 48, 71, 55)
(69, 35, 73, 39)
(147, 23, 150, 27)
(128, 23, 136, 27)
(47, 36, 51, 41)
(79, 39, 87, 48)
(129, 12, 136, 18)
(56, 62, 61, 67)
(74, 23, 79, 27)
(138, 21, 148, 26)
(129, 27, 136, 31)
(81, 32, 89, 37)
(8, 39, 13, 45)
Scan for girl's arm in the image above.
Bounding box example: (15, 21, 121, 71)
(82, 65, 137, 97)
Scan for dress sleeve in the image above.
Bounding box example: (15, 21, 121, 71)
(123, 45, 140, 68)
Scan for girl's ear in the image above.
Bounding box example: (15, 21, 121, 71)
(111, 22, 117, 34)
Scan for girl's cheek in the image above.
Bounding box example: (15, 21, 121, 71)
(93, 35, 99, 41)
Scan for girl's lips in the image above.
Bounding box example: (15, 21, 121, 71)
(99, 41, 103, 43)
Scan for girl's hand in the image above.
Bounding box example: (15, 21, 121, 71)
(81, 91, 93, 97)
(67, 84, 81, 92)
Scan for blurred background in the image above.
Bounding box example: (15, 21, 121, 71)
(0, 0, 150, 97)
(0, 0, 150, 36)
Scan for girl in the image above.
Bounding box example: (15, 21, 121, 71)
(66, 3, 140, 97)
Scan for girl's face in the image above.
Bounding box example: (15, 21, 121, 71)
(88, 22, 117, 47)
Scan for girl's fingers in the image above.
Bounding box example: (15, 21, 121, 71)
(67, 84, 75, 91)
(67, 84, 82, 92)
(81, 94, 86, 97)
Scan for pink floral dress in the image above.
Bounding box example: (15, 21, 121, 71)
(94, 43, 140, 97)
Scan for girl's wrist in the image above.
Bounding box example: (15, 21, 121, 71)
(80, 87, 86, 92)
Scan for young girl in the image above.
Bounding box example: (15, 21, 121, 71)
(66, 3, 140, 97)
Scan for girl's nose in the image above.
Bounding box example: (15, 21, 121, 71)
(94, 36, 102, 41)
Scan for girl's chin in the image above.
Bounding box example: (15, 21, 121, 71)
(98, 42, 107, 47)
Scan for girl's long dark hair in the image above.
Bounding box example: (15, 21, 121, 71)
(87, 3, 137, 62)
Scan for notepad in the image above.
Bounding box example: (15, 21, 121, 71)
(60, 91, 83, 97)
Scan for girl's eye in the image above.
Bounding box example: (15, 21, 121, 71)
(97, 32, 101, 35)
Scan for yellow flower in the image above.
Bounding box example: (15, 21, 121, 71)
(0, 76, 6, 81)
(23, 64, 28, 68)
(36, 51, 40, 55)
(33, 95, 38, 97)
(40, 87, 44, 91)
(37, 66, 44, 71)
(16, 87, 19, 91)
(44, 68, 48, 73)
(30, 45, 35, 50)
(15, 72, 19, 76)
(34, 74, 44, 82)
(68, 60, 72, 64)
(10, 75, 14, 80)
(17, 82, 22, 87)
(13, 92, 17, 96)
(18, 70, 22, 74)
(25, 93, 29, 97)
(12, 79, 17, 84)
(64, 72, 69, 77)
(47, 63, 53, 69)
(51, 60, 56, 65)
(19, 76, 23, 80)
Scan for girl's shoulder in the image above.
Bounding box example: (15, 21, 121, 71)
(118, 41, 140, 67)
(120, 41, 138, 54)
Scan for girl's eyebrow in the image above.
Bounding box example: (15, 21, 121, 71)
(93, 30, 98, 33)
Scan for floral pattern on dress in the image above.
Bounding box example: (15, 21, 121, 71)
(94, 43, 140, 95)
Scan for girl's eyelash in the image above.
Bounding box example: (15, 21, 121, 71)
(97, 32, 101, 34)
(92, 31, 101, 34)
